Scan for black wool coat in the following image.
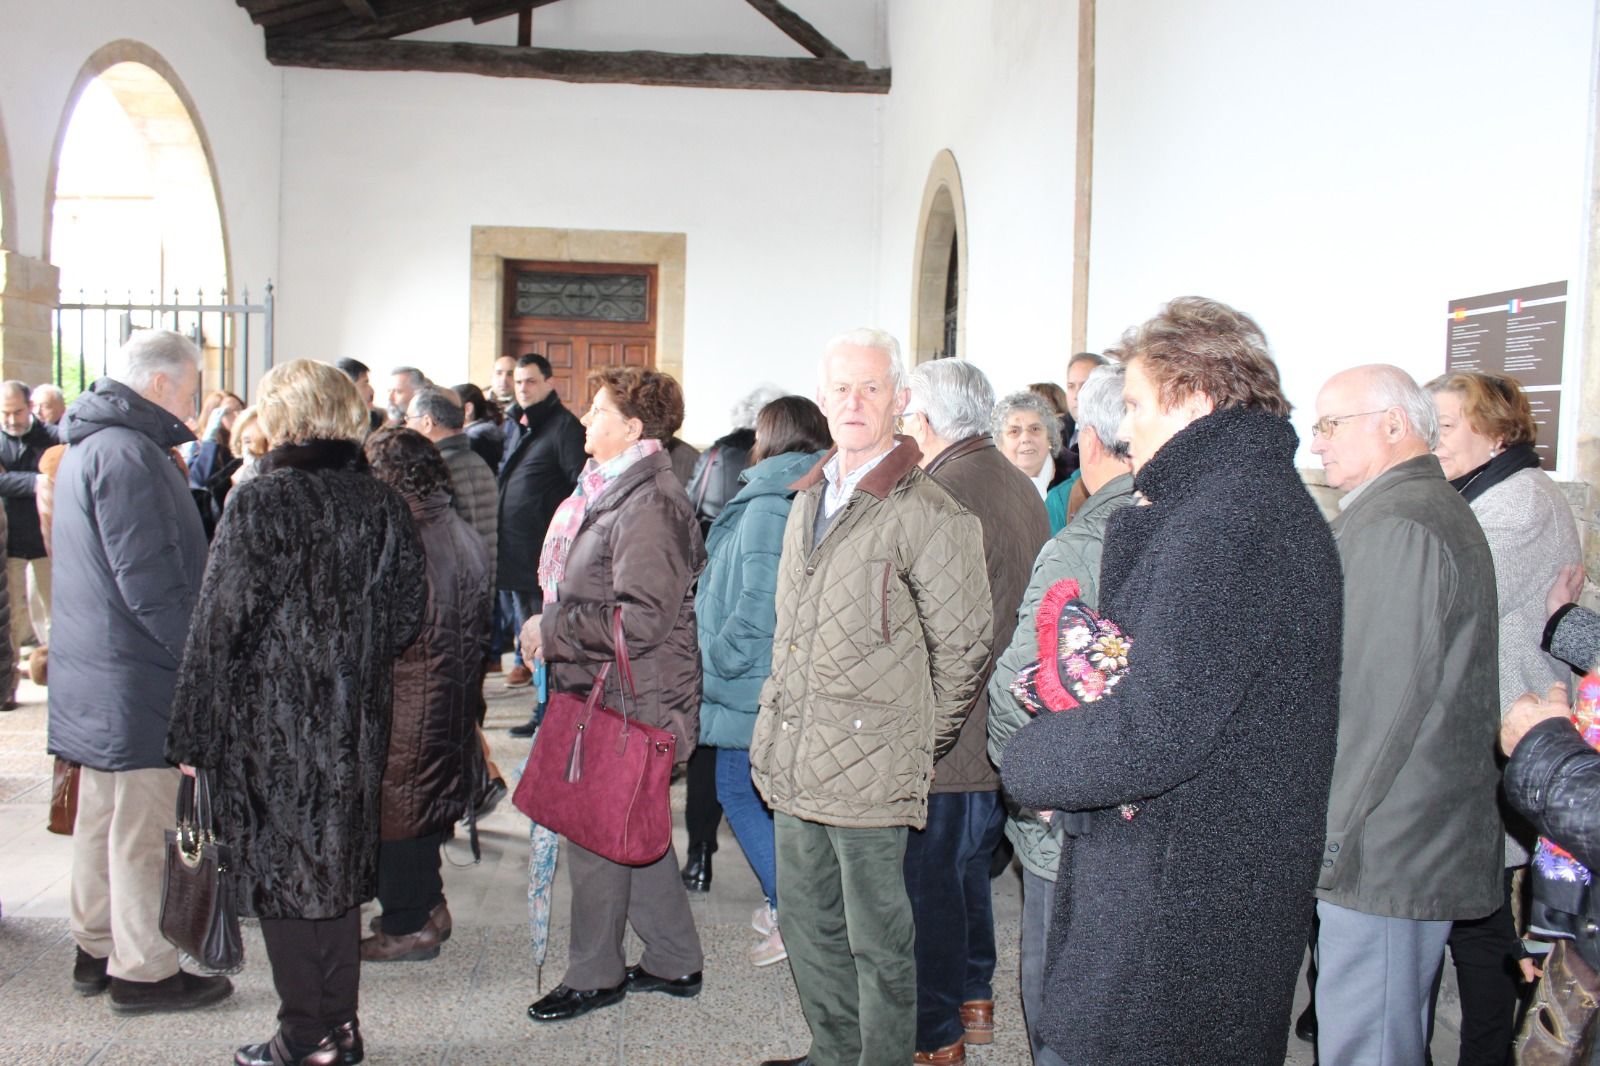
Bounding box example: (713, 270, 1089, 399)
(1000, 406, 1343, 1066)
(496, 391, 586, 592)
(166, 439, 425, 920)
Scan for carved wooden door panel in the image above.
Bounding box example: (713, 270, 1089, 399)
(502, 260, 657, 415)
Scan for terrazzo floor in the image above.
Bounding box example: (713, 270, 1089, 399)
(0, 665, 1457, 1064)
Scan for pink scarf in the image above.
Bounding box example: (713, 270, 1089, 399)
(537, 439, 663, 604)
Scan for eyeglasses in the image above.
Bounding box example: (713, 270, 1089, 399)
(1310, 410, 1389, 439)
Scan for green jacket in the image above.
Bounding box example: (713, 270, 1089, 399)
(987, 472, 1135, 879)
(750, 438, 994, 830)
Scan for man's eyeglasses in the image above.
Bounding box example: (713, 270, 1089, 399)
(1310, 410, 1388, 440)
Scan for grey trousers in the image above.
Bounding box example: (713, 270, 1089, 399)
(1315, 898, 1452, 1066)
(562, 837, 703, 991)
(775, 811, 915, 1066)
(1020, 867, 1069, 1066)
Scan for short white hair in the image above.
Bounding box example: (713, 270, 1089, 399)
(819, 327, 906, 394)
(1355, 364, 1440, 450)
(31, 384, 63, 403)
(1076, 364, 1129, 459)
(906, 359, 995, 441)
(730, 383, 787, 430)
(992, 391, 1063, 453)
(111, 330, 201, 394)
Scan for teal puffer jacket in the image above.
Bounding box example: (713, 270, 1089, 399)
(696, 450, 822, 748)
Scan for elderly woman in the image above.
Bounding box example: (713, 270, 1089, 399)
(696, 395, 831, 967)
(360, 428, 493, 964)
(998, 297, 1344, 1066)
(166, 359, 425, 1066)
(520, 366, 707, 1023)
(992, 391, 1073, 533)
(1425, 370, 1582, 1062)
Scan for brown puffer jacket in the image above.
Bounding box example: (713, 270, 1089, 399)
(539, 449, 706, 762)
(750, 438, 993, 830)
(924, 436, 1050, 793)
(382, 490, 493, 841)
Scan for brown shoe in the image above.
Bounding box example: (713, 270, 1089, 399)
(504, 664, 533, 688)
(913, 1038, 965, 1064)
(359, 921, 441, 963)
(959, 999, 994, 1045)
(426, 900, 452, 943)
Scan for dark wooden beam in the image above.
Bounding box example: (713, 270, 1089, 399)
(255, 0, 345, 28)
(265, 38, 891, 93)
(470, 0, 562, 25)
(266, 9, 362, 36)
(317, 0, 536, 40)
(742, 0, 847, 60)
(341, 0, 379, 18)
(239, 0, 327, 15)
(517, 8, 532, 46)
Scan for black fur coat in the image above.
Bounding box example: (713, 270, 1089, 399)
(166, 439, 425, 920)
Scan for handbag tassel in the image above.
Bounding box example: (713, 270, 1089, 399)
(565, 728, 584, 784)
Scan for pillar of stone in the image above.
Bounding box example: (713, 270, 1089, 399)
(0, 251, 60, 386)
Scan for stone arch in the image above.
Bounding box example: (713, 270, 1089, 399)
(43, 40, 232, 299)
(910, 149, 968, 364)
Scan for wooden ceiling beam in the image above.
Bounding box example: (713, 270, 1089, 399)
(315, 0, 544, 40)
(265, 38, 891, 93)
(742, 0, 847, 60)
(255, 0, 346, 28)
(239, 0, 327, 16)
(341, 0, 379, 18)
(471, 0, 563, 25)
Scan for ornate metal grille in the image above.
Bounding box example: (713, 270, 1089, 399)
(513, 271, 650, 322)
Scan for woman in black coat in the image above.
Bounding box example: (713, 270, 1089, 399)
(167, 359, 425, 1066)
(999, 297, 1344, 1066)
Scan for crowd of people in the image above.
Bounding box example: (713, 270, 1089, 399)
(20, 295, 1600, 1066)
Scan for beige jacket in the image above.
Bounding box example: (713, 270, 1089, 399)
(750, 437, 993, 830)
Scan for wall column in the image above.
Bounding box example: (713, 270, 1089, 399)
(0, 251, 59, 385)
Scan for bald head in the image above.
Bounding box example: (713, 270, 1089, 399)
(1310, 364, 1437, 492)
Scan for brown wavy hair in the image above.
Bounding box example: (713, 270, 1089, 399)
(1120, 296, 1290, 417)
(1424, 370, 1536, 447)
(364, 426, 454, 502)
(588, 366, 685, 442)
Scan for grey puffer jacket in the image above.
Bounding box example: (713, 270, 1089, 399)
(750, 438, 994, 830)
(438, 432, 498, 587)
(49, 378, 206, 772)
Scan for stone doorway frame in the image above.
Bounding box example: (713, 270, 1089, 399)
(909, 150, 968, 365)
(469, 226, 686, 388)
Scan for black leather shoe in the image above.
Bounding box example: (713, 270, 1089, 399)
(759, 1057, 812, 1065)
(72, 947, 109, 996)
(508, 718, 539, 738)
(1294, 1003, 1316, 1043)
(330, 1019, 364, 1064)
(235, 1032, 340, 1066)
(681, 841, 713, 892)
(109, 970, 233, 1014)
(624, 963, 702, 998)
(526, 981, 626, 1022)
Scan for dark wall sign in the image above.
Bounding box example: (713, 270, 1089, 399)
(1446, 281, 1567, 468)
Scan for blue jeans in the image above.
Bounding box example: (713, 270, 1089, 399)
(1021, 867, 1069, 1066)
(715, 748, 777, 907)
(498, 588, 540, 667)
(903, 790, 1007, 1052)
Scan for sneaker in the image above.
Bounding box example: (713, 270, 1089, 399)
(752, 903, 778, 937)
(749, 926, 787, 968)
(109, 970, 233, 1014)
(504, 664, 533, 688)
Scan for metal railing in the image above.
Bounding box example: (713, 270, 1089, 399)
(53, 284, 274, 401)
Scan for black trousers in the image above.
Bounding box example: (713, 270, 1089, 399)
(259, 907, 361, 1048)
(1447, 868, 1521, 1066)
(684, 744, 723, 851)
(376, 832, 444, 936)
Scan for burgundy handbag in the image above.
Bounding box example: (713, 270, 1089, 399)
(512, 609, 677, 866)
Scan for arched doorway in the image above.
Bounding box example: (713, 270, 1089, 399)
(45, 42, 231, 394)
(910, 150, 968, 364)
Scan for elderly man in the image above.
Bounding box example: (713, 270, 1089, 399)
(987, 363, 1134, 1066)
(1309, 364, 1500, 1066)
(897, 359, 1047, 1064)
(31, 383, 65, 426)
(0, 380, 59, 675)
(751, 329, 993, 1066)
(387, 366, 429, 426)
(48, 330, 231, 1013)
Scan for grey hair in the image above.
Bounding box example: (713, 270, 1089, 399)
(1076, 364, 1129, 459)
(991, 390, 1064, 453)
(111, 330, 201, 394)
(820, 327, 906, 394)
(409, 385, 464, 429)
(0, 380, 29, 403)
(906, 359, 995, 442)
(389, 366, 428, 387)
(1069, 351, 1110, 373)
(31, 383, 63, 403)
(730, 383, 787, 430)
(1360, 364, 1439, 449)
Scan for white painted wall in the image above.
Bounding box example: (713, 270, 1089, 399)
(276, 67, 879, 444)
(1090, 0, 1596, 471)
(873, 0, 1081, 398)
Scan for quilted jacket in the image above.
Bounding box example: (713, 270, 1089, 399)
(750, 437, 994, 830)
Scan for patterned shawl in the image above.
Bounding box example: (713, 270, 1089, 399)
(536, 438, 663, 604)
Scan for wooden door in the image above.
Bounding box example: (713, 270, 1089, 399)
(502, 260, 657, 415)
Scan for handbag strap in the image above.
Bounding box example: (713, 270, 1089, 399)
(175, 772, 196, 828)
(611, 607, 636, 699)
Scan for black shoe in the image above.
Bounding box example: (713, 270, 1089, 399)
(235, 1031, 340, 1066)
(109, 970, 233, 1014)
(72, 947, 109, 996)
(759, 1058, 812, 1065)
(1294, 1003, 1317, 1043)
(474, 778, 508, 819)
(331, 1020, 364, 1065)
(526, 981, 626, 1022)
(508, 718, 539, 738)
(624, 963, 702, 998)
(681, 842, 713, 893)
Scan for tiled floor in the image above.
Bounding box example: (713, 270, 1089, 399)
(0, 670, 1457, 1064)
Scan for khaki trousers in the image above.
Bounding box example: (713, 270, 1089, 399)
(70, 766, 181, 982)
(7, 555, 49, 651)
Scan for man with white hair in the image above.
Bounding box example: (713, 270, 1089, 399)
(899, 359, 1048, 1064)
(751, 330, 993, 1066)
(47, 330, 232, 1013)
(31, 383, 65, 426)
(1309, 364, 1500, 1066)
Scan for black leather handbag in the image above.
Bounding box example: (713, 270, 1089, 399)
(158, 771, 244, 974)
